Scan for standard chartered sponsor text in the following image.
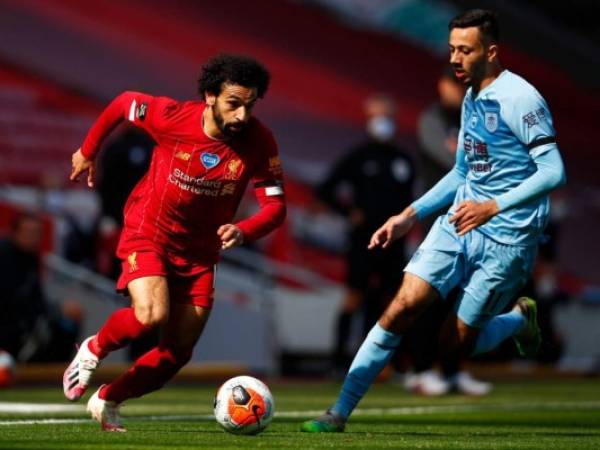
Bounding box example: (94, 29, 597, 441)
(169, 168, 221, 195)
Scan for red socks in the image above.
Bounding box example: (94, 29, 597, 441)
(88, 308, 151, 359)
(99, 345, 193, 403)
(90, 307, 193, 404)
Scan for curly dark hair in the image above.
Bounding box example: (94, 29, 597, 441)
(449, 9, 499, 45)
(197, 53, 270, 99)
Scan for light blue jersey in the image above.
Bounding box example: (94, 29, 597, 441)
(406, 69, 564, 326)
(322, 70, 563, 425)
(454, 69, 557, 246)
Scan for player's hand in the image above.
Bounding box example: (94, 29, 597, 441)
(70, 148, 96, 188)
(449, 199, 499, 235)
(217, 224, 244, 250)
(368, 206, 417, 250)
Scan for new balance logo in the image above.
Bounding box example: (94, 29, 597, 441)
(175, 151, 191, 161)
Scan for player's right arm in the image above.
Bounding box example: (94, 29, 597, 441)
(368, 205, 417, 249)
(70, 91, 159, 187)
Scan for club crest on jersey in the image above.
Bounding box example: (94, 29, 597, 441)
(224, 158, 243, 180)
(484, 112, 498, 133)
(200, 152, 220, 169)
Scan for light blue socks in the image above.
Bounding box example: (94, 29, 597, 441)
(472, 310, 526, 355)
(330, 311, 525, 420)
(331, 323, 401, 419)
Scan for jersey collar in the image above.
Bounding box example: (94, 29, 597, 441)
(471, 69, 510, 101)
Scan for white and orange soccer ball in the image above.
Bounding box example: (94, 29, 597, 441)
(213, 375, 274, 435)
(0, 349, 16, 388)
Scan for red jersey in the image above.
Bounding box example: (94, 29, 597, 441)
(81, 91, 286, 264)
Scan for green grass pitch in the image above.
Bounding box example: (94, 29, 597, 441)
(1, 379, 599, 449)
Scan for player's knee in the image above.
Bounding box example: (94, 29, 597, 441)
(397, 295, 425, 319)
(135, 304, 169, 328)
(380, 294, 425, 332)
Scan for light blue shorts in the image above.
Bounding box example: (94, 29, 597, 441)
(405, 215, 536, 328)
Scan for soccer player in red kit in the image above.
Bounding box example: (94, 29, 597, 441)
(63, 54, 286, 432)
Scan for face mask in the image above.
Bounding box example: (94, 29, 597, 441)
(367, 116, 396, 142)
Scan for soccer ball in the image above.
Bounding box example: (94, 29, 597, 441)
(0, 349, 16, 388)
(213, 375, 274, 435)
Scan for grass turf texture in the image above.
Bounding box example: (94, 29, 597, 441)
(1, 379, 599, 449)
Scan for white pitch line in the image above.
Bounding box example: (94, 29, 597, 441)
(0, 418, 91, 426)
(1, 401, 600, 426)
(276, 400, 600, 418)
(0, 416, 211, 426)
(0, 402, 83, 413)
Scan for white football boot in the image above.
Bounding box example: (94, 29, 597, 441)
(63, 336, 101, 401)
(450, 371, 492, 396)
(87, 385, 126, 432)
(412, 370, 450, 396)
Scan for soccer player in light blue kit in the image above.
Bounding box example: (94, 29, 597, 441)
(302, 9, 566, 432)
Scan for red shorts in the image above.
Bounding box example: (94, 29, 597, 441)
(116, 250, 215, 308)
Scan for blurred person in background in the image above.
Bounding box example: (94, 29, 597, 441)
(40, 171, 100, 273)
(0, 213, 81, 363)
(316, 93, 415, 374)
(97, 127, 154, 232)
(399, 68, 491, 396)
(418, 67, 464, 217)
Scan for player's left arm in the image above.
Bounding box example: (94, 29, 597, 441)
(451, 151, 565, 235)
(494, 148, 565, 210)
(451, 90, 566, 235)
(222, 130, 286, 249)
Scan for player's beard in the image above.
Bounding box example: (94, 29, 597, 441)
(459, 56, 487, 88)
(212, 104, 246, 138)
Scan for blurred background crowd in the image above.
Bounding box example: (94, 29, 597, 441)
(1, 0, 599, 393)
